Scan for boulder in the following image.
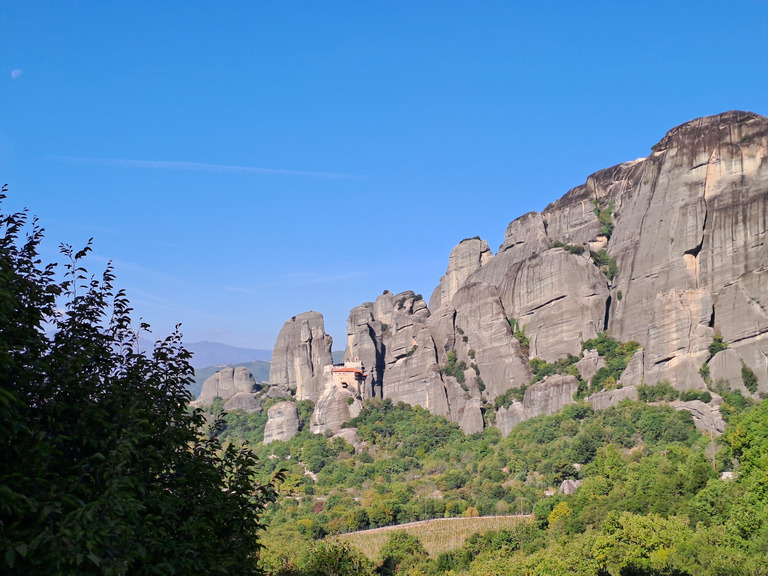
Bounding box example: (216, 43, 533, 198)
(193, 366, 259, 407)
(576, 349, 605, 382)
(587, 386, 639, 411)
(671, 400, 727, 435)
(269, 311, 333, 403)
(558, 479, 583, 495)
(263, 401, 299, 444)
(331, 428, 360, 447)
(224, 392, 262, 413)
(495, 375, 579, 436)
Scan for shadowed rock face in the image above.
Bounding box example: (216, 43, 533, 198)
(269, 311, 333, 403)
(275, 111, 768, 436)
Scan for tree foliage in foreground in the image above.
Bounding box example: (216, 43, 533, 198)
(0, 188, 280, 575)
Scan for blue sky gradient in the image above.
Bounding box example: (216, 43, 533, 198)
(1, 1, 766, 350)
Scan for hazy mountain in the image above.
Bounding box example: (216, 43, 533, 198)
(183, 341, 271, 368)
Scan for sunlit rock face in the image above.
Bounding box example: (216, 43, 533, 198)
(269, 311, 333, 403)
(274, 111, 768, 436)
(192, 366, 260, 411)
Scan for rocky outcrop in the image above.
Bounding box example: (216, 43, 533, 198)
(444, 282, 531, 401)
(263, 401, 299, 444)
(429, 238, 493, 311)
(587, 386, 639, 411)
(193, 366, 260, 410)
(495, 375, 579, 436)
(273, 110, 768, 436)
(576, 349, 606, 382)
(269, 311, 333, 403)
(470, 249, 609, 361)
(498, 211, 551, 261)
(671, 400, 727, 435)
(310, 385, 363, 435)
(458, 396, 484, 435)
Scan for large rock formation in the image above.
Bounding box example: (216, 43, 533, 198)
(269, 311, 333, 403)
(192, 366, 261, 412)
(263, 401, 300, 444)
(274, 111, 768, 436)
(310, 385, 363, 435)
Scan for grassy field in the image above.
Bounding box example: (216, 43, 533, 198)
(336, 515, 532, 559)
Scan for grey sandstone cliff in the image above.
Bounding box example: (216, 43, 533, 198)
(429, 238, 493, 310)
(269, 311, 333, 403)
(263, 401, 299, 444)
(272, 111, 768, 437)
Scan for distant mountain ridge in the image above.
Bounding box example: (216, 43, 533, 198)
(184, 341, 271, 368)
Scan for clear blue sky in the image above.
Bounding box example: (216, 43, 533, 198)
(1, 1, 766, 351)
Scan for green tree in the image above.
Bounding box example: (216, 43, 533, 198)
(300, 540, 374, 576)
(379, 530, 427, 576)
(0, 190, 280, 575)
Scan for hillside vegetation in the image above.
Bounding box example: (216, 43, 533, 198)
(337, 516, 531, 559)
(207, 386, 768, 575)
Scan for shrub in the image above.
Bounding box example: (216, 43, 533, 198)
(552, 240, 585, 255)
(638, 381, 680, 402)
(679, 389, 713, 403)
(741, 359, 758, 394)
(708, 334, 728, 356)
(590, 249, 619, 280)
(593, 198, 616, 237)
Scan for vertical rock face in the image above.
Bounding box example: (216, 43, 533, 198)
(310, 385, 363, 435)
(193, 366, 260, 409)
(269, 311, 333, 403)
(448, 282, 530, 401)
(263, 401, 299, 444)
(429, 238, 493, 311)
(470, 249, 608, 362)
(607, 111, 768, 391)
(272, 110, 768, 436)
